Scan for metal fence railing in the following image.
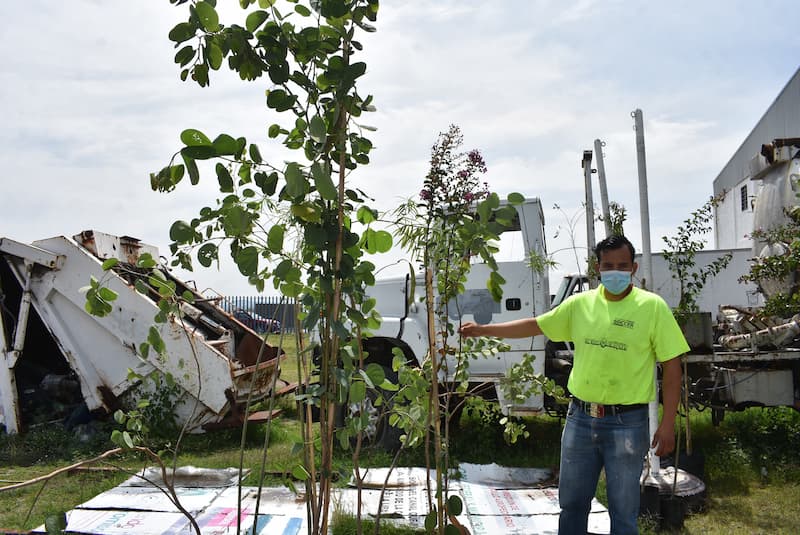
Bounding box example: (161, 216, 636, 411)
(220, 295, 297, 333)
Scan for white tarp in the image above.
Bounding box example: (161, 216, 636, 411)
(36, 464, 613, 535)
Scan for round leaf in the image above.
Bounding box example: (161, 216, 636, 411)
(267, 224, 285, 253)
(447, 495, 463, 516)
(373, 230, 393, 253)
(169, 220, 195, 242)
(212, 134, 238, 155)
(245, 10, 269, 32)
(284, 162, 308, 198)
(507, 192, 525, 205)
(168, 22, 196, 44)
(215, 163, 234, 192)
(195, 1, 220, 32)
(309, 115, 327, 143)
(235, 246, 259, 276)
(197, 243, 217, 267)
(311, 162, 337, 200)
(181, 129, 211, 147)
(364, 363, 385, 387)
(356, 206, 377, 224)
(349, 380, 366, 404)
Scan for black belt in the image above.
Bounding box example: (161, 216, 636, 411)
(572, 398, 647, 418)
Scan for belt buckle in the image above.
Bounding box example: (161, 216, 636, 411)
(589, 403, 605, 418)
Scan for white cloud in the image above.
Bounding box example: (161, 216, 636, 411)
(1, 1, 799, 296)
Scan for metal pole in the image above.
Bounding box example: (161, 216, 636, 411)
(582, 150, 596, 286)
(632, 108, 659, 479)
(594, 139, 612, 237)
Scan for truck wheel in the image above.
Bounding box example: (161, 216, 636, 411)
(343, 364, 402, 452)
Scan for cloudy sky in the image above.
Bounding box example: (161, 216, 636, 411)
(2, 1, 799, 296)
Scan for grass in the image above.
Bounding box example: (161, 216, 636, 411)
(1, 336, 799, 533)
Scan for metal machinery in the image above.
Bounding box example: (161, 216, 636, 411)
(0, 231, 284, 434)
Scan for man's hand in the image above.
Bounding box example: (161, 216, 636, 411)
(652, 421, 675, 457)
(458, 321, 483, 338)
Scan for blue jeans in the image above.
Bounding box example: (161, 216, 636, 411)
(558, 400, 649, 535)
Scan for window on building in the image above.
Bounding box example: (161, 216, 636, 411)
(740, 184, 748, 211)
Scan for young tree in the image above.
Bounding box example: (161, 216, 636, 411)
(153, 2, 386, 533)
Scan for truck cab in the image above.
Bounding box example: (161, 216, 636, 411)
(366, 197, 552, 416)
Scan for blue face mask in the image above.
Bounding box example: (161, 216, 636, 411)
(600, 270, 632, 295)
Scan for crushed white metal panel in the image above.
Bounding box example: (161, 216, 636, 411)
(0, 231, 284, 433)
(73, 230, 159, 265)
(0, 237, 65, 270)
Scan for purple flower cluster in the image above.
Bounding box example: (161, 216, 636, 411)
(419, 125, 490, 208)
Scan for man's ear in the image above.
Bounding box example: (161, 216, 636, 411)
(632, 262, 639, 276)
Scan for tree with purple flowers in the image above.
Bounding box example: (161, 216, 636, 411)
(391, 124, 525, 534)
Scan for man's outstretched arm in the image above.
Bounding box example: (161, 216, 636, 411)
(459, 317, 543, 339)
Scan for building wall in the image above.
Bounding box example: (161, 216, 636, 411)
(713, 67, 800, 248)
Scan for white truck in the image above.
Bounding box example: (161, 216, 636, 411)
(364, 198, 553, 430)
(0, 231, 285, 435)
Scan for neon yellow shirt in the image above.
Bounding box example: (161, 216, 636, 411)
(537, 286, 689, 405)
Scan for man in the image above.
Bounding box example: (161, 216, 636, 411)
(459, 235, 687, 534)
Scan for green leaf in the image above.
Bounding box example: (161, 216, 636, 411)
(255, 171, 278, 195)
(169, 22, 196, 44)
(98, 287, 118, 302)
(236, 246, 259, 276)
(291, 203, 321, 223)
(507, 192, 525, 205)
(195, 1, 220, 32)
(311, 162, 337, 200)
(101, 258, 119, 271)
(364, 363, 385, 387)
(309, 115, 327, 143)
(134, 279, 149, 294)
(245, 10, 269, 32)
(174, 45, 195, 67)
(249, 143, 263, 164)
(266, 89, 297, 112)
(424, 510, 437, 531)
(181, 152, 200, 185)
(170, 220, 195, 242)
(122, 431, 135, 449)
(181, 128, 212, 147)
(268, 124, 281, 138)
(291, 465, 310, 481)
(444, 526, 462, 535)
(197, 243, 217, 267)
(181, 145, 217, 160)
(267, 224, 285, 253)
(207, 42, 223, 70)
(373, 230, 392, 253)
(294, 4, 312, 16)
(447, 495, 463, 516)
(284, 162, 307, 198)
(212, 134, 239, 155)
(215, 163, 234, 192)
(349, 380, 366, 404)
(356, 206, 377, 224)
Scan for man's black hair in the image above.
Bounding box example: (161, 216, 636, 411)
(595, 235, 636, 263)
